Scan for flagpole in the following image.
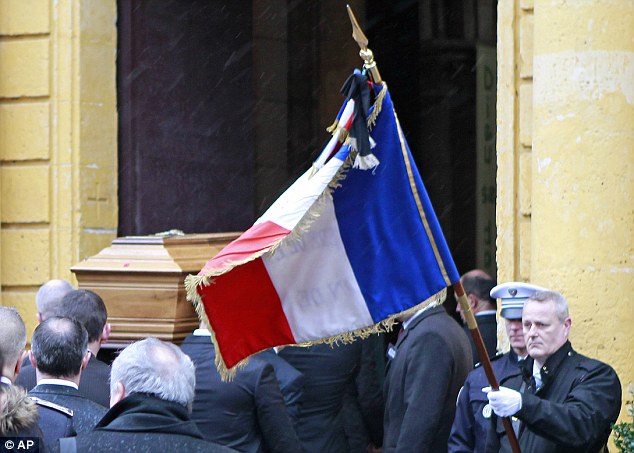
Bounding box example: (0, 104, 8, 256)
(345, 6, 521, 452)
(454, 282, 522, 453)
(346, 5, 382, 84)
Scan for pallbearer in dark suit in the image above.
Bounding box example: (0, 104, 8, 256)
(278, 341, 380, 453)
(16, 287, 112, 407)
(28, 317, 107, 445)
(383, 303, 472, 453)
(255, 348, 304, 430)
(181, 325, 301, 453)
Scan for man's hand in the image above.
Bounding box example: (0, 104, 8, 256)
(482, 386, 522, 417)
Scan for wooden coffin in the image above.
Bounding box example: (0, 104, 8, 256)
(70, 232, 239, 348)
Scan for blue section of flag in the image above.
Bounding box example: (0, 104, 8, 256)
(332, 87, 460, 323)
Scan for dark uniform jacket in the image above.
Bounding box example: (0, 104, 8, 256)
(48, 393, 237, 453)
(485, 341, 622, 453)
(181, 334, 301, 453)
(1, 381, 43, 452)
(383, 305, 472, 453)
(17, 355, 111, 407)
(279, 341, 367, 453)
(464, 312, 498, 367)
(448, 350, 524, 453)
(29, 384, 106, 436)
(342, 334, 386, 452)
(255, 348, 304, 429)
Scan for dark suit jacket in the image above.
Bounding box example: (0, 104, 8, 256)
(180, 335, 300, 453)
(464, 312, 498, 367)
(383, 305, 472, 453)
(255, 348, 304, 429)
(342, 334, 386, 452)
(17, 355, 111, 407)
(49, 393, 237, 453)
(29, 383, 107, 439)
(278, 341, 365, 453)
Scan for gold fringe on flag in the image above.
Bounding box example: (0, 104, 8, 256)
(367, 83, 387, 130)
(188, 281, 446, 381)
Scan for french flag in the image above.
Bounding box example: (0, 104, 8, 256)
(186, 83, 459, 376)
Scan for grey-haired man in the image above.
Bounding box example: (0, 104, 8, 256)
(50, 338, 236, 453)
(483, 290, 622, 452)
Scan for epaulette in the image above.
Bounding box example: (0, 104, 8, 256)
(29, 396, 74, 417)
(474, 352, 505, 368)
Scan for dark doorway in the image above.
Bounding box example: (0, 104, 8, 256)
(117, 1, 255, 236)
(116, 0, 496, 276)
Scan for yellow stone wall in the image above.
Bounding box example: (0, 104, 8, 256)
(497, 0, 634, 423)
(0, 0, 117, 335)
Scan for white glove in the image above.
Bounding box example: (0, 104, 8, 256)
(482, 386, 522, 417)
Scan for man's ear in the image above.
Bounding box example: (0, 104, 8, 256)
(28, 350, 37, 369)
(563, 317, 572, 337)
(81, 351, 91, 371)
(467, 293, 479, 311)
(110, 381, 126, 408)
(14, 350, 27, 377)
(36, 313, 43, 324)
(101, 323, 111, 343)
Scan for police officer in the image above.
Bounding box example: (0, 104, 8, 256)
(448, 282, 546, 453)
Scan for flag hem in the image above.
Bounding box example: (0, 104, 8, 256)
(191, 285, 447, 381)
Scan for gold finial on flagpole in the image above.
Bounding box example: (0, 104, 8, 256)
(346, 5, 382, 84)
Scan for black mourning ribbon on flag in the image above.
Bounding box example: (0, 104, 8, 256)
(340, 70, 372, 159)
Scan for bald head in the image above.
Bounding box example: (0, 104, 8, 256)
(0, 307, 27, 377)
(31, 317, 88, 379)
(36, 280, 75, 320)
(462, 269, 493, 281)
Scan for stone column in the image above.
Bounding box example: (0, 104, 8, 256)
(0, 0, 117, 331)
(532, 0, 633, 396)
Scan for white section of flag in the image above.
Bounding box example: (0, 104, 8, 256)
(255, 155, 347, 232)
(263, 196, 373, 342)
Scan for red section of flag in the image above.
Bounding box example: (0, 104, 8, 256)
(199, 221, 289, 274)
(198, 257, 295, 368)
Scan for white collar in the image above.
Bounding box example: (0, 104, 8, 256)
(532, 361, 543, 390)
(476, 310, 497, 316)
(1, 376, 12, 386)
(193, 328, 211, 337)
(38, 378, 79, 390)
(403, 306, 429, 330)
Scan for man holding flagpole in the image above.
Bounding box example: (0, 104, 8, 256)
(483, 290, 622, 452)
